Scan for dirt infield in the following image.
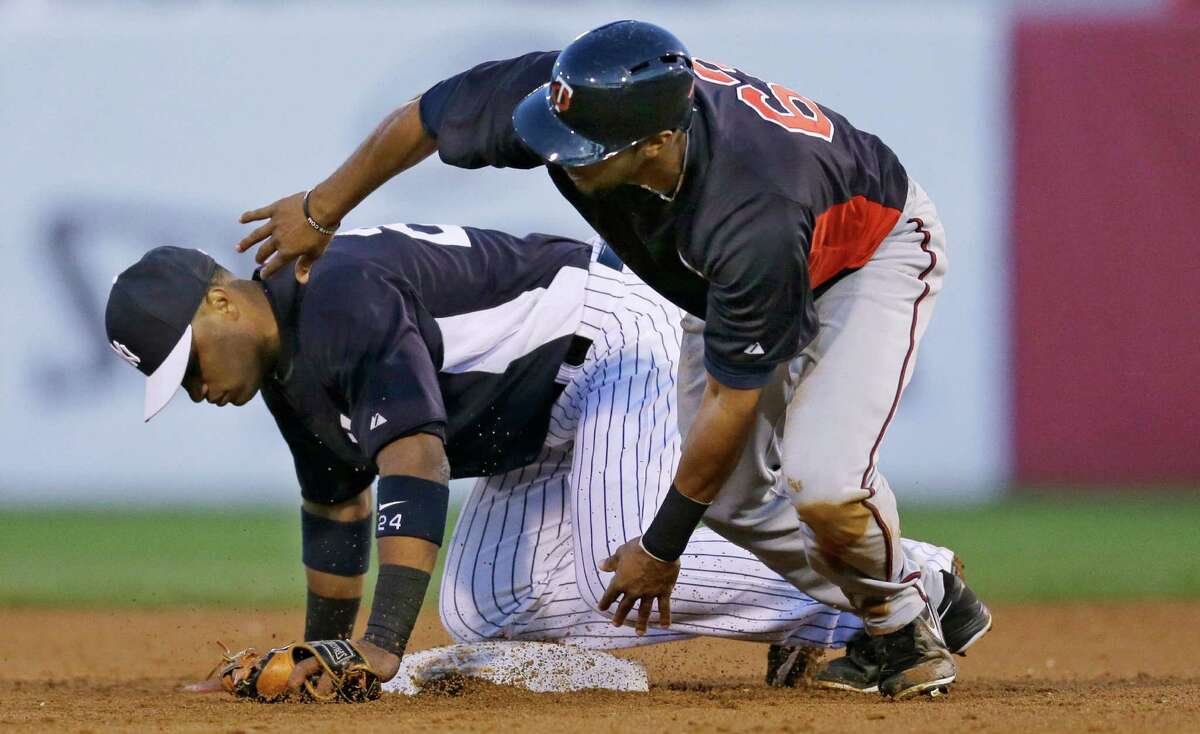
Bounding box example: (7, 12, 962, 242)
(2, 602, 1197, 733)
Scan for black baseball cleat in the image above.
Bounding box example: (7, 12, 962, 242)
(765, 643, 822, 688)
(812, 609, 956, 698)
(809, 560, 991, 694)
(939, 566, 993, 655)
(809, 631, 883, 693)
(876, 608, 957, 699)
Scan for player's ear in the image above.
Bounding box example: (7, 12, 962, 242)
(204, 286, 239, 320)
(638, 130, 677, 159)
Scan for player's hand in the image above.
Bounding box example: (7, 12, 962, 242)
(598, 536, 680, 635)
(285, 638, 400, 697)
(236, 191, 334, 282)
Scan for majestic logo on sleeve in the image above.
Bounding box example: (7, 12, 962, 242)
(110, 340, 141, 367)
(339, 414, 358, 445)
(369, 413, 389, 430)
(743, 342, 765, 356)
(550, 76, 573, 113)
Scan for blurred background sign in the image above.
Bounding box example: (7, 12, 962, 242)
(1012, 12, 1200, 484)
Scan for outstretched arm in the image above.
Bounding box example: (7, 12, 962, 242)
(599, 197, 809, 630)
(287, 432, 450, 693)
(237, 98, 437, 279)
(598, 374, 761, 633)
(671, 374, 763, 503)
(236, 51, 556, 280)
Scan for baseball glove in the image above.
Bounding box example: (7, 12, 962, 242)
(209, 639, 382, 703)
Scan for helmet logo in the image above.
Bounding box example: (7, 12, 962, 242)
(110, 340, 140, 367)
(550, 76, 573, 113)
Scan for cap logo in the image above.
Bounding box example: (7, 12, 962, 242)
(550, 76, 573, 113)
(110, 340, 141, 367)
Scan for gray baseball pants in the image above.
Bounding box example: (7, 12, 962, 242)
(678, 178, 950, 634)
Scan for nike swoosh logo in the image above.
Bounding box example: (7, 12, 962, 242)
(378, 501, 407, 511)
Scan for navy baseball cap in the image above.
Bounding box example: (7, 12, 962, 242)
(105, 246, 217, 421)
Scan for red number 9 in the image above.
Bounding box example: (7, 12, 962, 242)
(693, 58, 835, 142)
(737, 83, 834, 141)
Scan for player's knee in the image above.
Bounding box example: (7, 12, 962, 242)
(786, 466, 873, 545)
(783, 459, 858, 506)
(436, 567, 468, 641)
(786, 464, 853, 513)
(436, 590, 474, 643)
(437, 567, 514, 643)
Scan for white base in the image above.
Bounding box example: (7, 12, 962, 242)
(382, 641, 649, 696)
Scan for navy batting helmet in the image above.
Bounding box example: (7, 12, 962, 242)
(513, 20, 694, 167)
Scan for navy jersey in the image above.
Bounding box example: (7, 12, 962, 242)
(420, 52, 909, 388)
(258, 223, 591, 504)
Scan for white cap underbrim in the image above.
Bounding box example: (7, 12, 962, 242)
(143, 324, 192, 422)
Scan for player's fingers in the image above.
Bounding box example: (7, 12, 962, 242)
(315, 671, 335, 698)
(238, 205, 272, 226)
(658, 593, 672, 629)
(635, 595, 653, 636)
(599, 554, 618, 573)
(255, 237, 279, 266)
(295, 256, 312, 284)
(612, 593, 637, 628)
(597, 579, 621, 610)
(260, 252, 295, 279)
(180, 678, 226, 693)
(236, 222, 274, 254)
(287, 658, 320, 692)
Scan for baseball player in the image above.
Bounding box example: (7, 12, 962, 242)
(105, 223, 971, 699)
(234, 21, 993, 697)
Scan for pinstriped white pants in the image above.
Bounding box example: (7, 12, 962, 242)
(438, 258, 955, 649)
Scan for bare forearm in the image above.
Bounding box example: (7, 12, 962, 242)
(601, 379, 758, 619)
(378, 536, 439, 573)
(354, 432, 448, 661)
(301, 536, 438, 642)
(307, 97, 438, 224)
(306, 567, 365, 598)
(672, 376, 762, 504)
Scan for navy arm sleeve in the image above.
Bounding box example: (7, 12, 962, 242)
(419, 51, 558, 170)
(701, 195, 819, 389)
(303, 266, 448, 461)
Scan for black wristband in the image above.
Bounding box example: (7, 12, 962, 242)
(302, 189, 340, 236)
(363, 564, 431, 657)
(301, 509, 372, 576)
(640, 485, 709, 563)
(305, 591, 361, 641)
